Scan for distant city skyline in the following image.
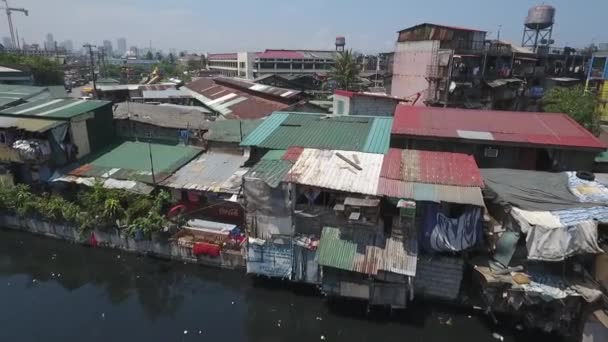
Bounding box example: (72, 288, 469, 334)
(8, 0, 608, 53)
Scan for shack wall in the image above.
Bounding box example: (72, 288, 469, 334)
(391, 40, 438, 104)
(0, 215, 245, 270)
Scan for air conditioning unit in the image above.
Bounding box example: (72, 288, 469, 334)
(484, 147, 499, 158)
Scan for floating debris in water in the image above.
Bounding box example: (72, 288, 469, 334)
(492, 332, 504, 341)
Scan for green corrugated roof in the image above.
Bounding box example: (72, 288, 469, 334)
(240, 112, 289, 146)
(316, 227, 357, 271)
(363, 117, 393, 154)
(0, 98, 111, 120)
(245, 159, 293, 188)
(206, 119, 263, 143)
(0, 84, 49, 108)
(240, 112, 391, 154)
(261, 149, 286, 161)
(68, 141, 202, 184)
(0, 116, 64, 132)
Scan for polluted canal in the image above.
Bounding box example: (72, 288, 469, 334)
(0, 229, 563, 342)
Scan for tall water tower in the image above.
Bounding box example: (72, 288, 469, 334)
(335, 36, 346, 52)
(521, 5, 556, 50)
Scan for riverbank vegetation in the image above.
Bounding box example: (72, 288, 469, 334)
(0, 183, 171, 235)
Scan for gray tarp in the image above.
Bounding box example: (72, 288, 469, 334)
(482, 169, 595, 211)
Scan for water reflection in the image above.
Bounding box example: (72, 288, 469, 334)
(0, 228, 564, 342)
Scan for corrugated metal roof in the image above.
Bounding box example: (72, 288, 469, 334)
(0, 84, 49, 108)
(214, 77, 301, 99)
(241, 112, 392, 154)
(380, 149, 483, 187)
(245, 159, 293, 188)
(392, 105, 606, 150)
(285, 148, 383, 196)
(376, 178, 485, 206)
(68, 141, 202, 184)
(205, 119, 262, 143)
(363, 117, 393, 154)
(185, 78, 289, 119)
(0, 116, 65, 132)
(142, 88, 192, 99)
(0, 98, 111, 120)
(159, 150, 248, 193)
(261, 149, 287, 160)
(114, 102, 211, 129)
(316, 227, 418, 276)
(50, 174, 154, 195)
(239, 112, 289, 146)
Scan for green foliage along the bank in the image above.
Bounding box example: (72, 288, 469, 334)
(542, 85, 600, 135)
(0, 54, 64, 86)
(0, 183, 171, 236)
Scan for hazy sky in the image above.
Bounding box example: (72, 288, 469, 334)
(8, 0, 608, 53)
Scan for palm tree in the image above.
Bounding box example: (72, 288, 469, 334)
(329, 50, 361, 91)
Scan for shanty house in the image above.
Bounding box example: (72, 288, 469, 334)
(478, 168, 607, 335)
(390, 104, 606, 171)
(0, 98, 114, 184)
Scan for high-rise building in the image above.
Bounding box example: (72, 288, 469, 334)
(117, 38, 127, 55)
(45, 33, 55, 50)
(102, 40, 113, 56)
(2, 36, 12, 49)
(60, 40, 73, 52)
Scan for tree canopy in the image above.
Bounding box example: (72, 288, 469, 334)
(329, 50, 361, 91)
(0, 54, 63, 86)
(542, 85, 600, 135)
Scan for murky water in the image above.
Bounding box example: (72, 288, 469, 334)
(0, 228, 562, 342)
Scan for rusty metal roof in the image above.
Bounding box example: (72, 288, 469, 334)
(381, 148, 483, 187)
(392, 105, 606, 150)
(376, 178, 485, 206)
(285, 148, 384, 196)
(159, 150, 248, 194)
(185, 78, 290, 119)
(316, 227, 418, 277)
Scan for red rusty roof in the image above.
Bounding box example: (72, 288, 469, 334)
(185, 78, 290, 119)
(282, 146, 304, 161)
(391, 105, 606, 150)
(258, 50, 305, 59)
(381, 148, 483, 187)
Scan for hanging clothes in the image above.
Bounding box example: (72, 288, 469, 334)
(421, 202, 482, 252)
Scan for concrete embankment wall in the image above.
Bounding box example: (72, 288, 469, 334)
(0, 215, 245, 270)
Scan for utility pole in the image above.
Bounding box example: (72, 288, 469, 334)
(145, 132, 156, 185)
(83, 44, 97, 96)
